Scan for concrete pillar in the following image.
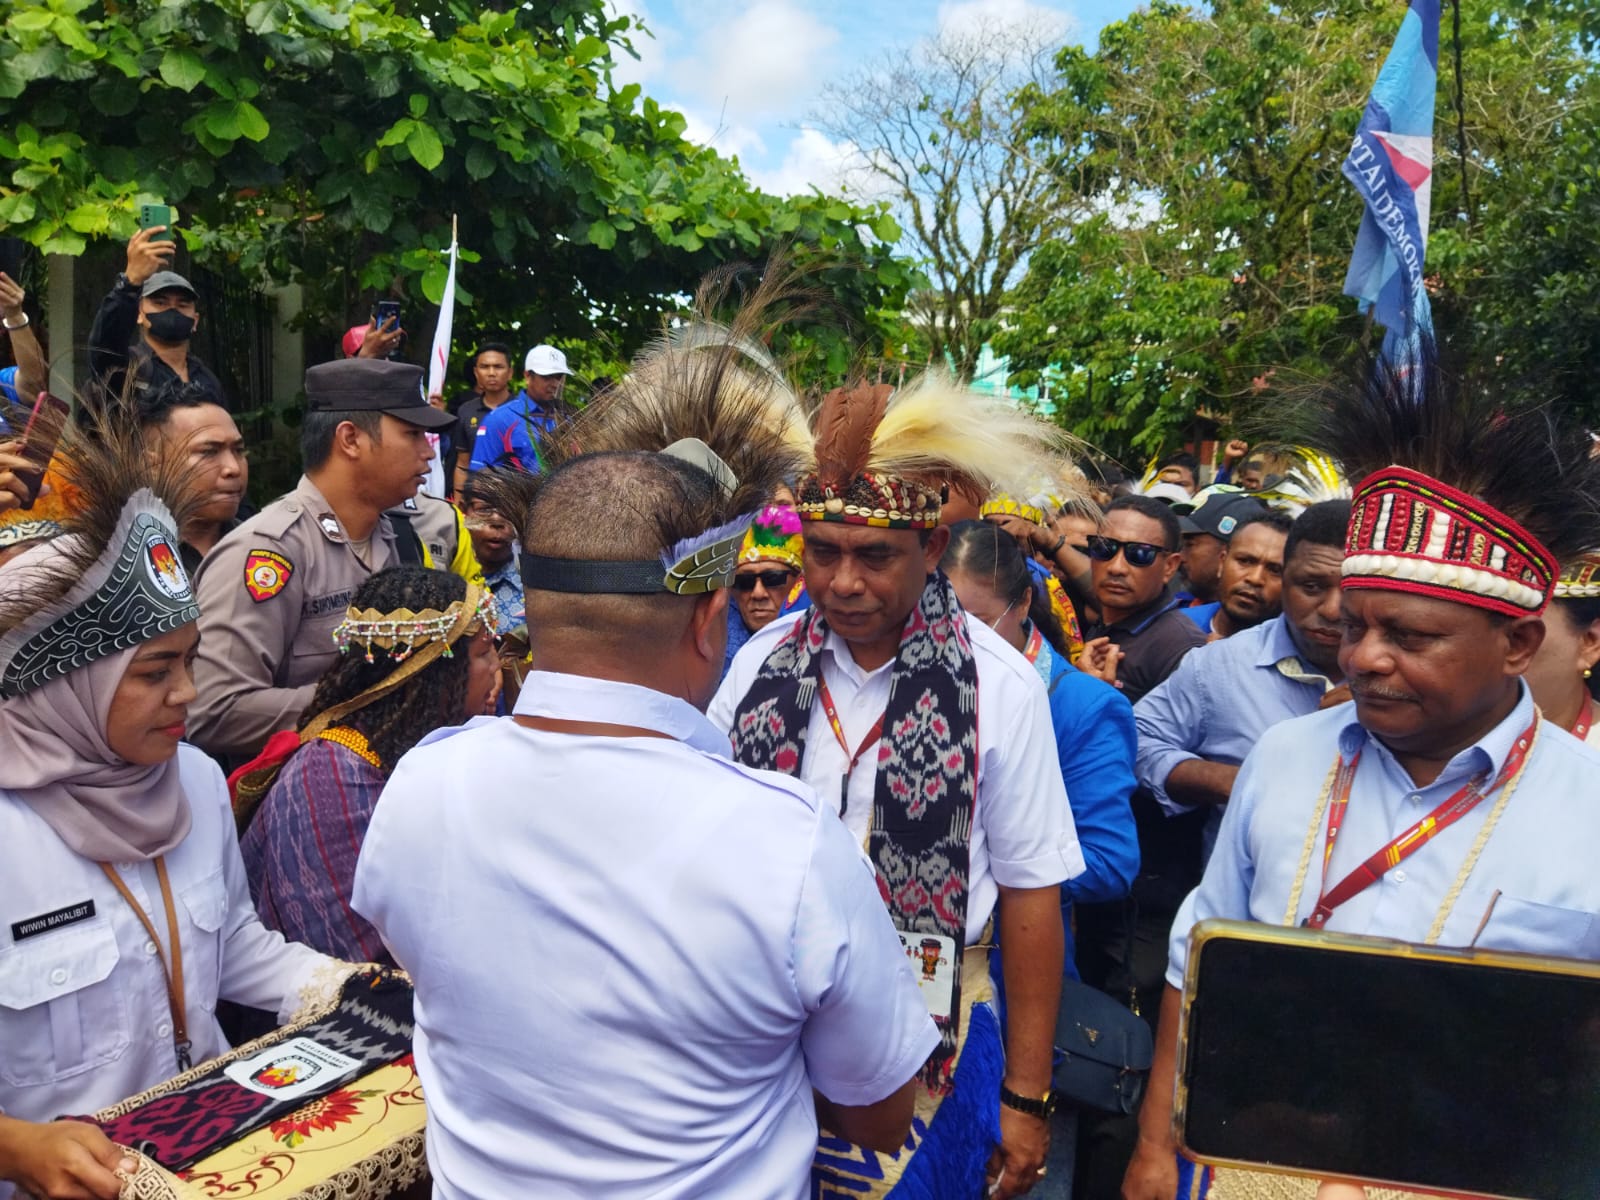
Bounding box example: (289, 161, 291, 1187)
(45, 253, 74, 398)
(269, 281, 304, 405)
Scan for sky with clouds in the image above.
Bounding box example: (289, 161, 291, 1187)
(610, 0, 1145, 197)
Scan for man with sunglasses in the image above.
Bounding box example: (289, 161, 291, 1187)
(724, 505, 809, 676)
(1081, 496, 1207, 706)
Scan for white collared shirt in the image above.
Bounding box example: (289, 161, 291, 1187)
(710, 613, 1086, 944)
(353, 672, 939, 1200)
(0, 746, 335, 1138)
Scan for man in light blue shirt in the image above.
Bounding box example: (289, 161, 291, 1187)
(1134, 501, 1350, 860)
(1121, 366, 1600, 1200)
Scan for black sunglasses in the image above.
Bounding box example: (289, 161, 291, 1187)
(1086, 535, 1165, 568)
(733, 569, 794, 592)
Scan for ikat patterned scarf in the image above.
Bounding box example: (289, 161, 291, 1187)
(730, 571, 978, 1092)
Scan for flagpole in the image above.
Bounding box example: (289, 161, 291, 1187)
(1450, 0, 1473, 228)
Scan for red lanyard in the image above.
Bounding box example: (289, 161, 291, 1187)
(1021, 623, 1043, 665)
(1305, 718, 1537, 930)
(818, 676, 885, 817)
(1571, 692, 1594, 742)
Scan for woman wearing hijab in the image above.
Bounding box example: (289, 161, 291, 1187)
(236, 565, 500, 962)
(0, 425, 340, 1200)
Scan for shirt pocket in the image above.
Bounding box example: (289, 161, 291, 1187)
(1476, 895, 1599, 959)
(178, 870, 228, 1014)
(0, 920, 130, 1086)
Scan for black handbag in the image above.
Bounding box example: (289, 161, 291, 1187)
(1051, 975, 1153, 1115)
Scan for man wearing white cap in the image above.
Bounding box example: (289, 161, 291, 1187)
(468, 343, 573, 474)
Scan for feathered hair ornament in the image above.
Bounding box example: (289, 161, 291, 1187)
(480, 262, 813, 597)
(1287, 341, 1600, 619)
(797, 374, 1083, 528)
(0, 413, 205, 697)
(1244, 445, 1351, 514)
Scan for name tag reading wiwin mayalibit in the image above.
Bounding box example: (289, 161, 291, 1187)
(11, 900, 96, 942)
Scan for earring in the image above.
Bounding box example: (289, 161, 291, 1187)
(1586, 668, 1593, 680)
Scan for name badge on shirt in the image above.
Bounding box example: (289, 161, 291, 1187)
(897, 929, 958, 1021)
(11, 899, 96, 942)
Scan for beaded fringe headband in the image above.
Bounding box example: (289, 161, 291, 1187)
(332, 584, 497, 663)
(300, 582, 496, 743)
(1343, 466, 1557, 618)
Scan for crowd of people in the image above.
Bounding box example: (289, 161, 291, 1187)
(0, 233, 1597, 1200)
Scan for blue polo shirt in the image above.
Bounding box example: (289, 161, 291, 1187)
(468, 391, 556, 473)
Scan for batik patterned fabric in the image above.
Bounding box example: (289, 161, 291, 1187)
(0, 490, 197, 697)
(1342, 466, 1555, 617)
(730, 571, 979, 1091)
(87, 970, 412, 1172)
(240, 738, 391, 964)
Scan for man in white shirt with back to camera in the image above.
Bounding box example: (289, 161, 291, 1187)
(354, 430, 936, 1198)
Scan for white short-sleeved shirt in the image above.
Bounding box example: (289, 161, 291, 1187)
(0, 746, 335, 1136)
(710, 613, 1085, 944)
(353, 672, 939, 1200)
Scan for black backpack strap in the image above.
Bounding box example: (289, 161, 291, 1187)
(388, 511, 425, 566)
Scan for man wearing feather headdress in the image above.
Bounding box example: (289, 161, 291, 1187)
(1123, 351, 1600, 1200)
(710, 379, 1088, 1200)
(352, 316, 937, 1199)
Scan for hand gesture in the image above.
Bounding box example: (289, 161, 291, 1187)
(1078, 636, 1123, 687)
(986, 512, 1043, 553)
(986, 1105, 1049, 1198)
(0, 440, 37, 513)
(0, 1117, 134, 1200)
(1221, 438, 1249, 466)
(357, 317, 404, 359)
(0, 272, 23, 321)
(125, 226, 177, 288)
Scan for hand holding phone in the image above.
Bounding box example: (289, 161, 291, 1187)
(10, 392, 70, 511)
(137, 203, 178, 244)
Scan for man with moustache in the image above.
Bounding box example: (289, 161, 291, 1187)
(1122, 359, 1600, 1200)
(1134, 501, 1350, 863)
(1204, 510, 1293, 640)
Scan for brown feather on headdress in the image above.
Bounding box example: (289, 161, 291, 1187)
(813, 384, 891, 495)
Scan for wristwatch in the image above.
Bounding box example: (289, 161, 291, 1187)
(999, 1084, 1058, 1119)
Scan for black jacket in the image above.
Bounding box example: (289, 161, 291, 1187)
(87, 276, 227, 417)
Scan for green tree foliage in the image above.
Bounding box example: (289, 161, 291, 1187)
(0, 0, 913, 376)
(997, 0, 1599, 458)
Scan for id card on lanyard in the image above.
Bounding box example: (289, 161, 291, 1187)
(818, 676, 960, 1021)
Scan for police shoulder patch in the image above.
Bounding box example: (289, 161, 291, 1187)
(244, 549, 295, 603)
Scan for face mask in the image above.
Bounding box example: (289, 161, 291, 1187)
(146, 308, 196, 344)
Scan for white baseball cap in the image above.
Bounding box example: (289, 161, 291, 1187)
(524, 345, 572, 376)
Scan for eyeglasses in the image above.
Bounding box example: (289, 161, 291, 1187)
(1086, 535, 1166, 568)
(733, 569, 794, 592)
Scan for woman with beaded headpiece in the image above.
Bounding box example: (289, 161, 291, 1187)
(0, 419, 342, 1200)
(1522, 552, 1600, 748)
(235, 565, 500, 962)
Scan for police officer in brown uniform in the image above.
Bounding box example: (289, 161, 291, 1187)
(189, 358, 456, 762)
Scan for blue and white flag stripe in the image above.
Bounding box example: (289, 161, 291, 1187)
(1341, 0, 1441, 350)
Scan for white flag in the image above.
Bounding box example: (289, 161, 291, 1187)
(421, 227, 458, 498)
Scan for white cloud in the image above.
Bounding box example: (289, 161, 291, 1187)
(935, 0, 1073, 43)
(677, 106, 767, 160)
(748, 126, 858, 195)
(681, 0, 841, 119)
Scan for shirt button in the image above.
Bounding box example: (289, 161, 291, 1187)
(145, 940, 159, 956)
(1393, 869, 1408, 883)
(49, 967, 68, 985)
(157, 1021, 172, 1038)
(1408, 795, 1422, 804)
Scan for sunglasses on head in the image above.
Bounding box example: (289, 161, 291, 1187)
(1086, 535, 1165, 568)
(733, 569, 794, 592)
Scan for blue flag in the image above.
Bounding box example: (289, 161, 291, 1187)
(1341, 0, 1440, 353)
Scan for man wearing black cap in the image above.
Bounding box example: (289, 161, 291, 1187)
(1173, 484, 1269, 623)
(188, 357, 455, 762)
(87, 226, 226, 416)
